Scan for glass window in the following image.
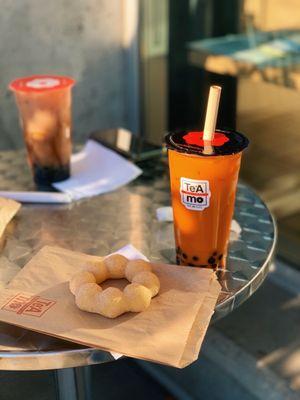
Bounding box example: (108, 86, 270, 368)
(141, 0, 300, 267)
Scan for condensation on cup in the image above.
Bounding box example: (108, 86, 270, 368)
(9, 75, 75, 187)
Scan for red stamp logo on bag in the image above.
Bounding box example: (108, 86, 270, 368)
(2, 293, 56, 317)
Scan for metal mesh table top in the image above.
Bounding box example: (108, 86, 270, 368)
(0, 150, 276, 370)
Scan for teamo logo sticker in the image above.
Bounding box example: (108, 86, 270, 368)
(180, 177, 211, 211)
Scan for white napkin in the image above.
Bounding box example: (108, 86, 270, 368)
(54, 140, 142, 200)
(0, 192, 72, 204)
(0, 140, 142, 203)
(156, 206, 174, 222)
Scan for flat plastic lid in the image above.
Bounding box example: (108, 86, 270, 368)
(165, 129, 249, 156)
(9, 75, 75, 93)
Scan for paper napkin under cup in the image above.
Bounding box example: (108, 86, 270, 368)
(0, 244, 220, 368)
(54, 140, 142, 200)
(0, 140, 142, 203)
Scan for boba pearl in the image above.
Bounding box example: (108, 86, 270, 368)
(208, 257, 216, 265)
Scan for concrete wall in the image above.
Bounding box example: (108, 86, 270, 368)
(0, 0, 127, 149)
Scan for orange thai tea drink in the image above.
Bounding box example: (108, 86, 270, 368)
(10, 75, 75, 188)
(166, 128, 249, 268)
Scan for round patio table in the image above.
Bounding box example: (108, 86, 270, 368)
(0, 151, 277, 399)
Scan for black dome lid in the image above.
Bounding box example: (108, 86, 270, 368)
(165, 129, 249, 156)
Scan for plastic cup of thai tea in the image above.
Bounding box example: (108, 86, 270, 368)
(165, 129, 249, 268)
(9, 75, 75, 188)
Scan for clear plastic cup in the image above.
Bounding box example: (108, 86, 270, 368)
(166, 129, 249, 269)
(10, 75, 75, 187)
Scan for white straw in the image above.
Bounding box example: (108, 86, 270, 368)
(203, 85, 222, 141)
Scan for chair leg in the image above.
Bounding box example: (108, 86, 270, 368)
(55, 366, 92, 400)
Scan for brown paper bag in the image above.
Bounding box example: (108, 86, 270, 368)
(0, 245, 220, 368)
(0, 197, 21, 238)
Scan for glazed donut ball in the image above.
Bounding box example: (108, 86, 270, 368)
(132, 271, 160, 297)
(97, 287, 127, 318)
(84, 260, 107, 283)
(104, 254, 128, 279)
(123, 283, 152, 312)
(75, 283, 102, 313)
(70, 271, 96, 295)
(125, 259, 152, 281)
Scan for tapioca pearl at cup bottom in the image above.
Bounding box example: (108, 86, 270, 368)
(213, 251, 217, 256)
(182, 253, 187, 259)
(180, 256, 187, 264)
(218, 254, 223, 261)
(208, 257, 216, 265)
(192, 256, 199, 262)
(176, 246, 182, 255)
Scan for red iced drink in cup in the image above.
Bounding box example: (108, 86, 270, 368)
(10, 75, 75, 187)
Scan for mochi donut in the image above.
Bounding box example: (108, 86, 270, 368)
(69, 271, 96, 295)
(132, 271, 160, 296)
(69, 254, 160, 318)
